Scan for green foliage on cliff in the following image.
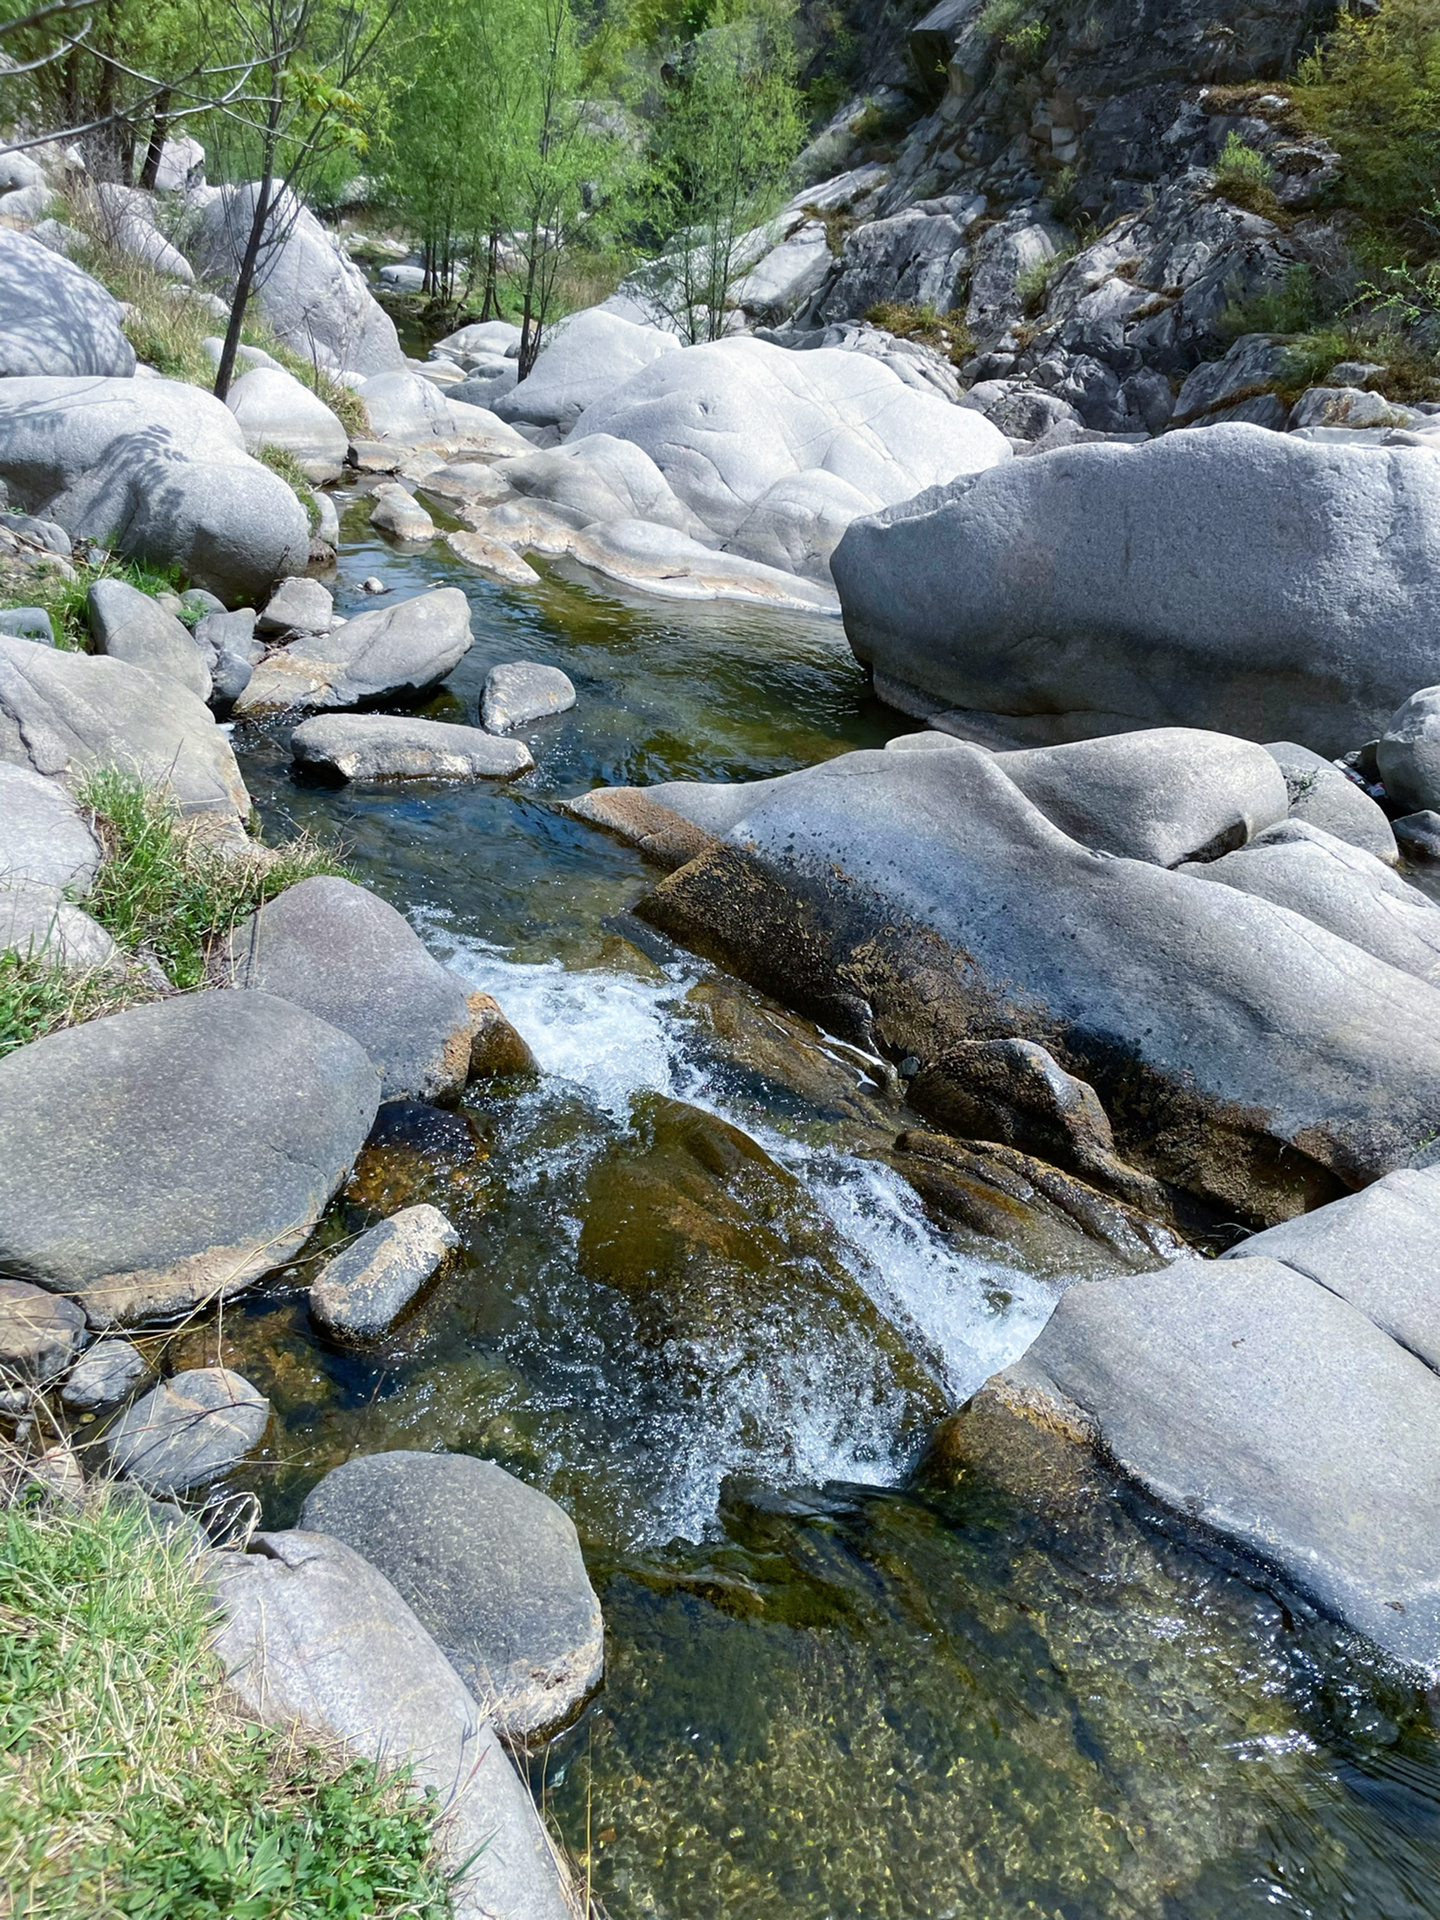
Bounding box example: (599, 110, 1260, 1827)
(0, 1480, 452, 1918)
(1295, 0, 1440, 223)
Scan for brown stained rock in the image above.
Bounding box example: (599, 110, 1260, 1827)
(568, 786, 719, 870)
(466, 991, 538, 1079)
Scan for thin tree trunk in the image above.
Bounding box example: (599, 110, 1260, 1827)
(214, 166, 275, 401)
(138, 87, 170, 190)
(480, 229, 505, 320)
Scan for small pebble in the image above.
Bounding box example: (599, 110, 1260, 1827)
(361, 576, 389, 594)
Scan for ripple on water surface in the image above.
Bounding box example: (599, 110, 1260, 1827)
(214, 525, 1440, 1920)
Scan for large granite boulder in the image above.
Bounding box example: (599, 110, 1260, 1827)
(209, 1530, 575, 1920)
(0, 636, 250, 824)
(194, 184, 404, 375)
(0, 990, 379, 1325)
(593, 746, 1440, 1222)
(357, 372, 530, 454)
(291, 713, 532, 782)
(225, 365, 348, 484)
(0, 761, 101, 892)
(0, 376, 310, 603)
(1184, 820, 1440, 987)
(0, 230, 135, 378)
(299, 1450, 604, 1743)
(233, 587, 472, 715)
(992, 728, 1288, 867)
(495, 308, 679, 433)
(106, 1367, 270, 1491)
(982, 1250, 1440, 1667)
(833, 425, 1440, 756)
(572, 335, 1009, 582)
(222, 876, 478, 1102)
(493, 433, 706, 535)
(816, 201, 981, 326)
(1225, 1166, 1440, 1371)
(87, 578, 210, 702)
(1264, 740, 1398, 863)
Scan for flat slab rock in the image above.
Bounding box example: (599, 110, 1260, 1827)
(991, 1243, 1440, 1668)
(291, 712, 532, 782)
(0, 989, 379, 1327)
(221, 876, 477, 1103)
(481, 661, 576, 733)
(0, 1277, 86, 1384)
(309, 1204, 458, 1339)
(105, 1366, 270, 1493)
(299, 1449, 604, 1742)
(208, 1530, 574, 1920)
(234, 587, 472, 715)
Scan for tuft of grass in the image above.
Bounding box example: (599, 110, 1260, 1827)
(80, 770, 349, 993)
(1, 555, 183, 653)
(257, 448, 324, 535)
(976, 0, 1050, 60)
(1016, 245, 1075, 316)
(1213, 134, 1280, 215)
(0, 950, 147, 1060)
(864, 301, 977, 366)
(0, 1475, 453, 1919)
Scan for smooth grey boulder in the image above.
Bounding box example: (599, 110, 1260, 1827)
(105, 1367, 269, 1492)
(833, 425, 1440, 757)
(233, 587, 472, 715)
(0, 230, 136, 378)
(0, 762, 101, 892)
(1225, 1166, 1440, 1374)
(1264, 740, 1398, 863)
(356, 373, 529, 454)
(87, 579, 210, 702)
(225, 366, 348, 484)
(2, 511, 71, 556)
(0, 636, 250, 824)
(0, 885, 118, 972)
(309, 1205, 458, 1339)
(61, 1337, 152, 1411)
(369, 484, 435, 542)
(1396, 811, 1440, 861)
(495, 308, 679, 433)
(0, 608, 55, 644)
(195, 184, 404, 376)
(615, 746, 1440, 1222)
(991, 1254, 1440, 1667)
(300, 1451, 603, 1742)
(222, 876, 477, 1102)
(193, 608, 262, 710)
(291, 713, 532, 782)
(0, 990, 379, 1326)
(209, 1530, 575, 1920)
(992, 728, 1288, 866)
(1183, 820, 1440, 987)
(572, 337, 1009, 571)
(493, 434, 705, 536)
(0, 1278, 86, 1385)
(257, 575, 332, 635)
(1378, 686, 1440, 815)
(0, 377, 311, 604)
(481, 661, 576, 734)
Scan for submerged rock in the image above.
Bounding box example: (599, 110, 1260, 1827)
(221, 876, 477, 1103)
(833, 426, 1440, 756)
(466, 991, 538, 1079)
(106, 1366, 270, 1492)
(209, 1529, 575, 1920)
(369, 483, 436, 543)
(299, 1450, 604, 1743)
(0, 990, 379, 1326)
(309, 1204, 458, 1339)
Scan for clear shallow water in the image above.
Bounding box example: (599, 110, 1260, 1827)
(213, 509, 1440, 1919)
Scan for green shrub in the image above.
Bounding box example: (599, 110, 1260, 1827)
(1015, 244, 1074, 316)
(1213, 134, 1279, 213)
(1218, 263, 1330, 339)
(0, 1479, 452, 1918)
(1295, 0, 1440, 224)
(977, 0, 1050, 59)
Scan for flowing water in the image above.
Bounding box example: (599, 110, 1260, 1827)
(203, 494, 1440, 1919)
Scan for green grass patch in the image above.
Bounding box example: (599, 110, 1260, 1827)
(80, 771, 348, 993)
(0, 950, 147, 1060)
(0, 1478, 453, 1918)
(864, 301, 977, 366)
(1, 555, 183, 653)
(1213, 134, 1280, 216)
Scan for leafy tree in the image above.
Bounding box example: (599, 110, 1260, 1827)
(641, 0, 806, 343)
(1296, 0, 1440, 224)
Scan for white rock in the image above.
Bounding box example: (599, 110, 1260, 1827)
(495, 308, 680, 433)
(0, 230, 135, 378)
(369, 483, 435, 542)
(482, 662, 576, 733)
(225, 365, 348, 483)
